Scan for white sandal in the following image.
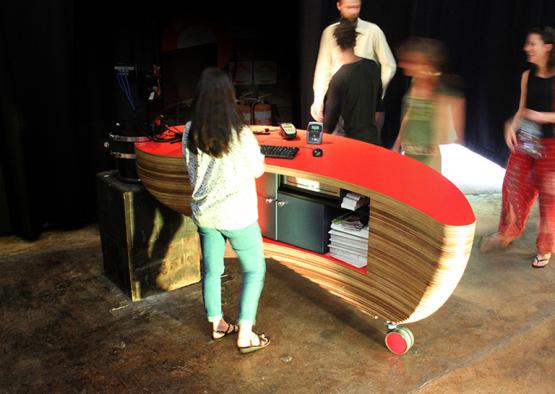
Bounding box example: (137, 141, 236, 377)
(532, 254, 551, 268)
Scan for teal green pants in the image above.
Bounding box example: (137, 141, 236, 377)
(197, 222, 266, 325)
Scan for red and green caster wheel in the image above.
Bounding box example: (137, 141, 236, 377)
(385, 325, 414, 354)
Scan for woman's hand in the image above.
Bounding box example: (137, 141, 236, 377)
(524, 109, 547, 124)
(310, 103, 324, 123)
(504, 121, 518, 153)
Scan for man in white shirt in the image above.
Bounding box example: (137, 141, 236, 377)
(311, 0, 396, 124)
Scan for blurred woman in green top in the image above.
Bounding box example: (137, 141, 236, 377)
(392, 37, 465, 172)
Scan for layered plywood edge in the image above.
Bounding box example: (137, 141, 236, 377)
(136, 148, 475, 324)
(136, 149, 193, 216)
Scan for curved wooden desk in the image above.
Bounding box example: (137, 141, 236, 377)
(136, 126, 476, 351)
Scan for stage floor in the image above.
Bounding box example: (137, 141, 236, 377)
(0, 194, 553, 393)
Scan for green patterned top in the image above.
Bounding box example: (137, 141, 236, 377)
(402, 95, 437, 146)
(402, 76, 464, 146)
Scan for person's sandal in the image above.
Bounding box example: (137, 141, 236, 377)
(532, 254, 551, 269)
(238, 333, 270, 354)
(212, 322, 239, 340)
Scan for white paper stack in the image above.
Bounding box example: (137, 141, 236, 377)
(328, 214, 368, 268)
(340, 192, 370, 211)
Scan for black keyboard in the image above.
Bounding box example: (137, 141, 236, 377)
(260, 145, 299, 159)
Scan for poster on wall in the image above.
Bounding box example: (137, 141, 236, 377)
(254, 61, 277, 85)
(229, 61, 253, 85)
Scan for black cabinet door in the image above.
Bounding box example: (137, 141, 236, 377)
(276, 190, 341, 254)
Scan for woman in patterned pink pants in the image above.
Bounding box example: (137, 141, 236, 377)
(481, 27, 555, 268)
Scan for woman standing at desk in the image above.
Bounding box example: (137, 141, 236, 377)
(481, 27, 555, 268)
(182, 68, 270, 353)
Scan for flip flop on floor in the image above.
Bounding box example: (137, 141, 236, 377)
(532, 254, 551, 269)
(238, 333, 270, 354)
(212, 322, 239, 340)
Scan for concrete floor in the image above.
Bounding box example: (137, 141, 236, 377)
(0, 194, 554, 393)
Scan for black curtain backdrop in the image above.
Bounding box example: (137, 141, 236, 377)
(297, 0, 555, 160)
(0, 1, 160, 239)
(1, 1, 554, 239)
(0, 1, 77, 240)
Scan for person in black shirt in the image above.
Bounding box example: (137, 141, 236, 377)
(323, 20, 383, 145)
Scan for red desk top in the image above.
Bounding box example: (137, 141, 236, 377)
(136, 126, 475, 226)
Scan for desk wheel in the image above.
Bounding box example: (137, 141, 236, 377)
(385, 326, 414, 354)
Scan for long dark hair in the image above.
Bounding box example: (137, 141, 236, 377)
(187, 67, 245, 157)
(528, 26, 555, 69)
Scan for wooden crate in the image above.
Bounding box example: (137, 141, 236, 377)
(96, 171, 200, 301)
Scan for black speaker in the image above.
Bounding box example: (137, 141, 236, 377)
(105, 122, 150, 183)
(109, 64, 162, 183)
(96, 170, 200, 301)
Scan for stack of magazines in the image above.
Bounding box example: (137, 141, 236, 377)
(340, 192, 370, 211)
(328, 213, 368, 268)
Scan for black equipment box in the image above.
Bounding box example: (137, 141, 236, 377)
(96, 171, 200, 301)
